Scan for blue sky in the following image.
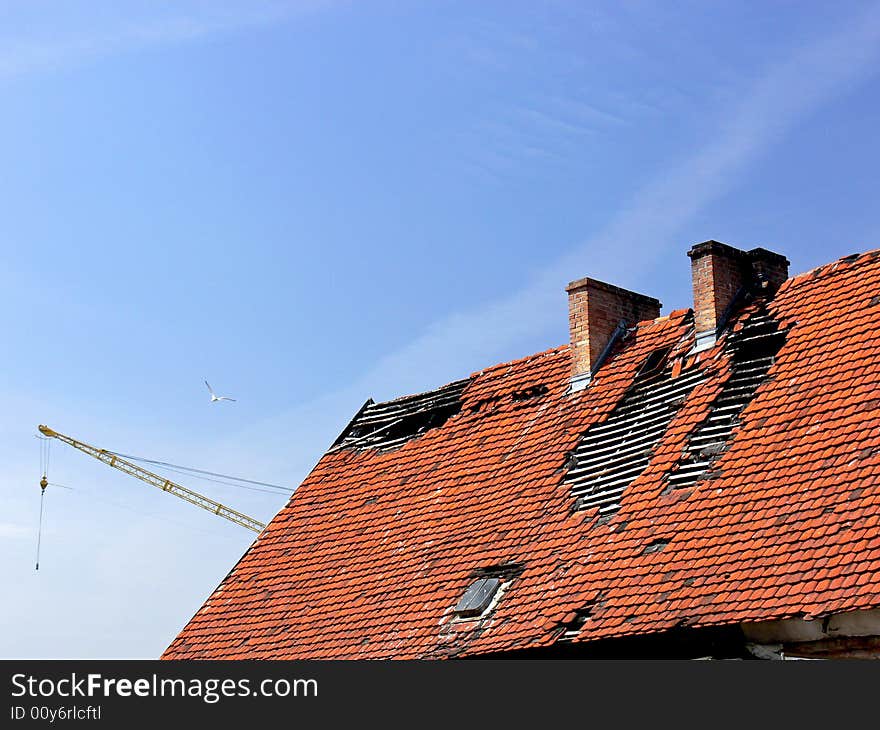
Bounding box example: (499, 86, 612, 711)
(2, 1, 879, 657)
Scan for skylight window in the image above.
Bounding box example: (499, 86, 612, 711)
(636, 346, 672, 379)
(453, 577, 501, 618)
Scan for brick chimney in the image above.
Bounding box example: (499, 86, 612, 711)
(749, 247, 790, 292)
(688, 240, 789, 352)
(567, 277, 661, 391)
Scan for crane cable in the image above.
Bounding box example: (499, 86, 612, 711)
(35, 488, 45, 571)
(105, 451, 293, 495)
(38, 434, 51, 477)
(36, 436, 51, 571)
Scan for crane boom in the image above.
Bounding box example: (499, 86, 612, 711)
(38, 425, 265, 534)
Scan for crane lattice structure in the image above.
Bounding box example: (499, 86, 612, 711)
(38, 425, 265, 534)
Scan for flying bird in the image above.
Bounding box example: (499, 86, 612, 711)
(205, 380, 236, 403)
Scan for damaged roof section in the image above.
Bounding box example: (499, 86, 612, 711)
(331, 378, 470, 452)
(564, 338, 706, 515)
(667, 305, 788, 491)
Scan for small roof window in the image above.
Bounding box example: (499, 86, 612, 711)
(453, 577, 501, 618)
(636, 346, 672, 379)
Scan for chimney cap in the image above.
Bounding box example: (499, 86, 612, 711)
(687, 240, 791, 268)
(565, 276, 661, 309)
(748, 247, 790, 267)
(687, 240, 747, 261)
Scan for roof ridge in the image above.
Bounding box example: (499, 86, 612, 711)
(469, 308, 693, 381)
(370, 375, 471, 407)
(470, 344, 570, 378)
(784, 246, 880, 290)
(367, 345, 572, 409)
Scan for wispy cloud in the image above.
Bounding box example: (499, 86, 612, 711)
(394, 0, 880, 385)
(235, 1, 880, 486)
(0, 1, 332, 80)
(514, 106, 597, 137)
(540, 95, 628, 128)
(458, 110, 591, 181)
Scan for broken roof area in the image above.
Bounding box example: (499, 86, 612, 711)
(164, 249, 880, 659)
(329, 378, 469, 452)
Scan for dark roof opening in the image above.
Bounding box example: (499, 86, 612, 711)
(642, 538, 670, 554)
(556, 607, 593, 642)
(512, 384, 549, 401)
(636, 346, 672, 379)
(332, 378, 469, 452)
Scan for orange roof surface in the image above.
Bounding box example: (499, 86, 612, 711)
(164, 248, 880, 658)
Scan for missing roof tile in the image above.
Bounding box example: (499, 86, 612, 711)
(642, 538, 670, 554)
(471, 561, 525, 581)
(471, 384, 548, 414)
(512, 384, 549, 401)
(556, 607, 593, 642)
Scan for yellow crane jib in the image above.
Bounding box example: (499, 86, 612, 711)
(37, 425, 265, 534)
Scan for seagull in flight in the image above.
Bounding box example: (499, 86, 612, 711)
(205, 380, 236, 403)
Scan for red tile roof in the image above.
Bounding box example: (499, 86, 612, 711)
(164, 248, 880, 658)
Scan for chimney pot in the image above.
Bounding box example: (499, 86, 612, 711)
(567, 277, 660, 391)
